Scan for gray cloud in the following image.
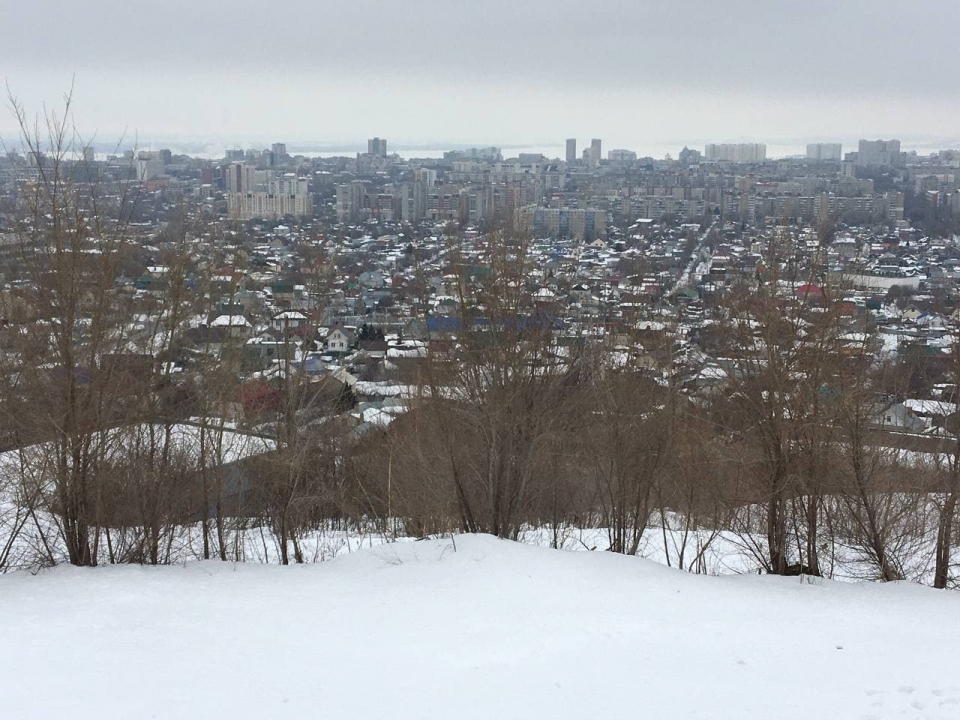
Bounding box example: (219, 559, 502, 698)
(3, 0, 959, 151)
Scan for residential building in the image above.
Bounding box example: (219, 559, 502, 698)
(414, 168, 437, 187)
(368, 138, 387, 157)
(445, 147, 502, 161)
(136, 151, 167, 181)
(519, 205, 607, 241)
(704, 143, 767, 163)
(857, 139, 902, 167)
(225, 163, 259, 193)
(678, 146, 702, 165)
(608, 149, 637, 164)
(228, 175, 312, 220)
(806, 143, 842, 161)
(590, 139, 602, 166)
(336, 181, 367, 223)
(566, 138, 577, 164)
(327, 326, 356, 353)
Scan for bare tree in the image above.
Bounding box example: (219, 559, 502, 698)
(584, 369, 675, 555)
(931, 340, 960, 588)
(2, 87, 141, 566)
(417, 224, 577, 539)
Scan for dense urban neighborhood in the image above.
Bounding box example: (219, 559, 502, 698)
(2, 127, 960, 582)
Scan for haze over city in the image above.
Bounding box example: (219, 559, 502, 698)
(3, 0, 959, 154)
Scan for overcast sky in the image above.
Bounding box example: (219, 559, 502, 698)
(3, 0, 958, 155)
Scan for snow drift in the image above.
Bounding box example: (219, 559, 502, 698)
(0, 535, 958, 719)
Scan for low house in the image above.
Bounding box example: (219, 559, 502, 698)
(872, 402, 926, 432)
(134, 273, 167, 295)
(570, 283, 592, 302)
(691, 364, 728, 394)
(915, 313, 947, 330)
(272, 311, 308, 332)
(358, 270, 386, 289)
(901, 306, 923, 323)
(272, 281, 296, 306)
(183, 325, 232, 354)
(903, 399, 957, 429)
(209, 314, 252, 340)
(326, 326, 356, 353)
(796, 283, 824, 303)
(245, 333, 289, 365)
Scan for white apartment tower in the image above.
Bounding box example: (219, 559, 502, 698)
(806, 143, 842, 161)
(225, 163, 258, 193)
(703, 143, 767, 163)
(229, 174, 312, 220)
(608, 149, 637, 163)
(856, 139, 902, 167)
(336, 181, 367, 223)
(590, 139, 602, 166)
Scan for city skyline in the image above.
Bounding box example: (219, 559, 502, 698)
(6, 135, 957, 164)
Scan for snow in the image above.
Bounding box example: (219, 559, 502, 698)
(1, 535, 959, 719)
(353, 380, 418, 398)
(354, 405, 399, 427)
(0, 422, 275, 473)
(210, 314, 252, 327)
(904, 399, 957, 417)
(386, 346, 428, 358)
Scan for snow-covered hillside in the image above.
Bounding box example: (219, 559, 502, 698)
(1, 535, 958, 719)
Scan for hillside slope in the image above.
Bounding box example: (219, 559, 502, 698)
(0, 535, 958, 719)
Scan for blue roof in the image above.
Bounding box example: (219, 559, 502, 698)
(426, 313, 566, 334)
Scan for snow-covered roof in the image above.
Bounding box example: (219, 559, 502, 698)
(211, 315, 252, 328)
(903, 399, 957, 417)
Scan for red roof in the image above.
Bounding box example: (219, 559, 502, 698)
(796, 283, 824, 297)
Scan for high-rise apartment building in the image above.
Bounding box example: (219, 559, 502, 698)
(608, 149, 637, 164)
(225, 163, 258, 193)
(337, 181, 367, 222)
(856, 139, 902, 167)
(678, 146, 702, 165)
(414, 168, 437, 187)
(590, 139, 602, 166)
(136, 151, 167, 181)
(806, 143, 842, 161)
(271, 143, 287, 159)
(445, 147, 501, 161)
(703, 143, 766, 163)
(367, 137, 387, 157)
(228, 174, 311, 220)
(519, 205, 607, 241)
(566, 138, 577, 164)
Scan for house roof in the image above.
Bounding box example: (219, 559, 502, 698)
(211, 315, 252, 328)
(903, 399, 957, 416)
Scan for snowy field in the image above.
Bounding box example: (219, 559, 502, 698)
(1, 535, 959, 720)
